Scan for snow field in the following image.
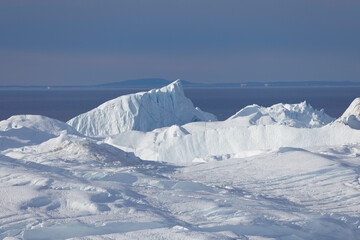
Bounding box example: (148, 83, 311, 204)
(2, 130, 360, 239)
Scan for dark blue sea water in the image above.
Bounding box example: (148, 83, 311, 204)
(0, 87, 359, 122)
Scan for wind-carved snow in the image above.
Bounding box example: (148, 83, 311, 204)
(337, 97, 360, 129)
(67, 80, 217, 137)
(227, 101, 334, 128)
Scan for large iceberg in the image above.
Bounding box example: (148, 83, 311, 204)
(227, 101, 334, 128)
(337, 97, 360, 129)
(67, 80, 217, 137)
(106, 121, 360, 163)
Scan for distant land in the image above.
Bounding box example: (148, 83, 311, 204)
(1, 78, 360, 89)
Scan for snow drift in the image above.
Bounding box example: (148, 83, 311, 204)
(337, 97, 360, 129)
(227, 101, 334, 128)
(67, 80, 217, 137)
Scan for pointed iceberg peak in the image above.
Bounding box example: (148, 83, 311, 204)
(67, 80, 216, 137)
(337, 97, 360, 129)
(343, 97, 360, 114)
(297, 100, 307, 109)
(170, 79, 182, 86)
(153, 79, 183, 94)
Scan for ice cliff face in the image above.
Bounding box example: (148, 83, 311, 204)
(337, 97, 360, 129)
(227, 101, 334, 128)
(67, 80, 217, 137)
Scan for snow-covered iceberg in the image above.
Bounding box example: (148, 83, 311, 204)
(67, 80, 217, 137)
(337, 97, 360, 129)
(227, 101, 334, 128)
(0, 115, 77, 135)
(0, 115, 79, 150)
(3, 133, 140, 166)
(106, 121, 360, 163)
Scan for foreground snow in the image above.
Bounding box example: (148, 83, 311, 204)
(1, 87, 360, 239)
(1, 137, 360, 239)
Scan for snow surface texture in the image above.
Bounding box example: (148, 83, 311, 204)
(227, 101, 334, 128)
(1, 92, 360, 239)
(67, 80, 217, 137)
(337, 97, 360, 129)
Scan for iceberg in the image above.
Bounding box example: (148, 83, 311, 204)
(3, 133, 140, 166)
(0, 115, 79, 150)
(0, 115, 77, 136)
(106, 121, 360, 163)
(67, 80, 217, 137)
(337, 97, 360, 129)
(227, 101, 334, 128)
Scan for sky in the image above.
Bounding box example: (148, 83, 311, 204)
(0, 0, 359, 85)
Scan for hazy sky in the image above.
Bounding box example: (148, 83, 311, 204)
(1, 0, 359, 85)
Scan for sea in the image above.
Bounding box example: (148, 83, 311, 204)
(0, 87, 359, 122)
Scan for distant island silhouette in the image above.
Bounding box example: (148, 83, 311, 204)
(1, 78, 360, 89)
